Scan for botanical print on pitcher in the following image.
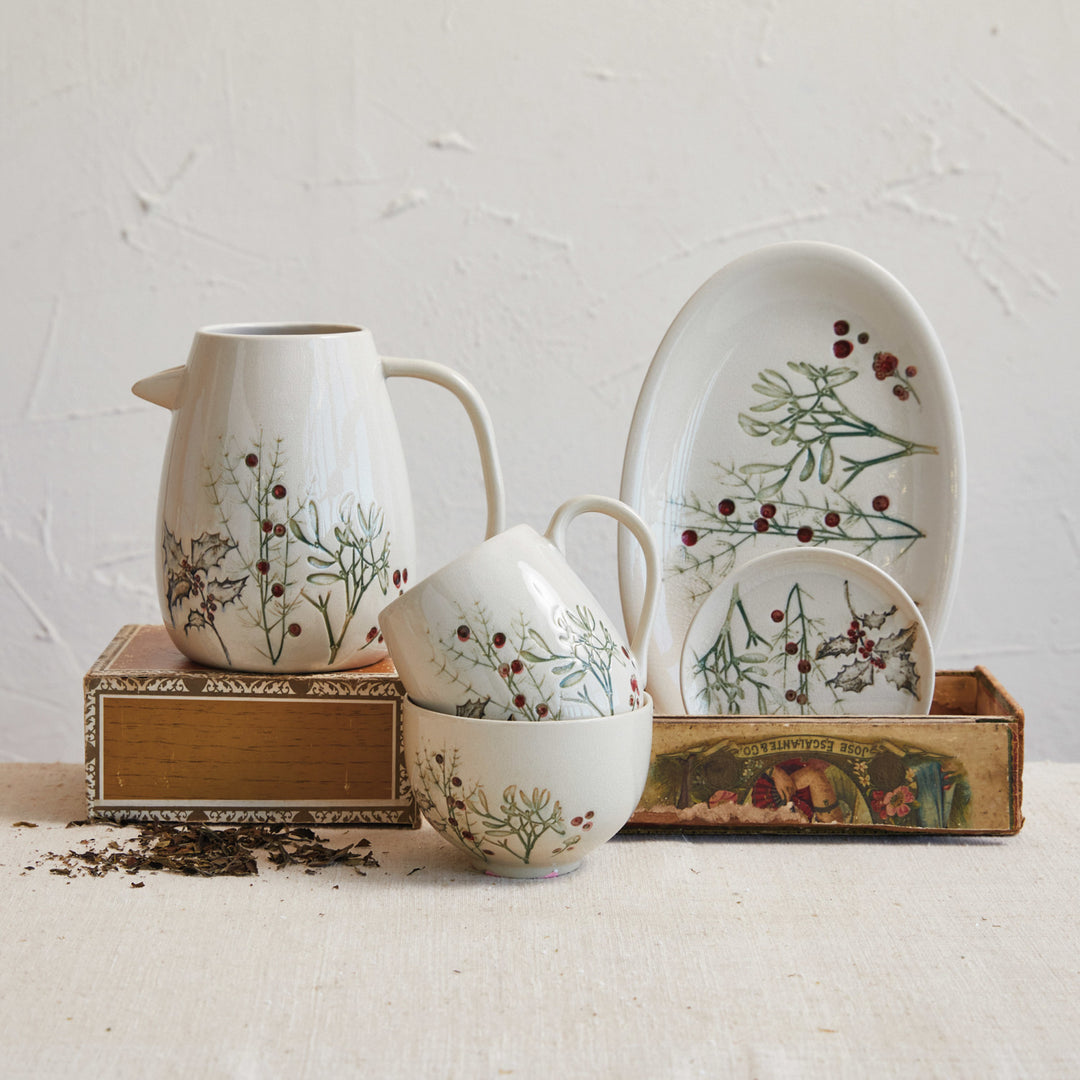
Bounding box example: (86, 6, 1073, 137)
(163, 435, 407, 667)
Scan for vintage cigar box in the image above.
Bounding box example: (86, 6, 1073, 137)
(84, 624, 418, 826)
(626, 667, 1023, 836)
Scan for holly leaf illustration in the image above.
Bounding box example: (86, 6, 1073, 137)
(827, 658, 875, 694)
(185, 610, 209, 632)
(874, 624, 917, 656)
(189, 532, 236, 572)
(207, 576, 247, 606)
(162, 526, 186, 568)
(816, 634, 857, 659)
(858, 605, 897, 631)
(883, 652, 920, 697)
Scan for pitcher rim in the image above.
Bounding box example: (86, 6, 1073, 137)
(198, 322, 366, 339)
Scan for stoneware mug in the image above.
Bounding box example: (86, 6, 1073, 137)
(133, 323, 504, 673)
(379, 494, 660, 720)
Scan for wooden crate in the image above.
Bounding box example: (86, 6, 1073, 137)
(84, 624, 417, 826)
(625, 668, 1023, 835)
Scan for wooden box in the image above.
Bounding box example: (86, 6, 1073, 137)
(625, 667, 1023, 835)
(84, 624, 417, 826)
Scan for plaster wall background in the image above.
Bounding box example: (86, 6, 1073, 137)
(1, 1, 1076, 761)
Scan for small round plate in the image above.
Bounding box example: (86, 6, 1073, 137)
(680, 548, 934, 716)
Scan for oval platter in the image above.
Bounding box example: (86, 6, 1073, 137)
(618, 242, 964, 714)
(680, 548, 934, 717)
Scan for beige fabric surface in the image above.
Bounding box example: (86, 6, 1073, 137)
(0, 762, 1076, 1079)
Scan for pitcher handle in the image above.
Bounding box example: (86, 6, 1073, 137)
(543, 494, 660, 688)
(381, 357, 505, 540)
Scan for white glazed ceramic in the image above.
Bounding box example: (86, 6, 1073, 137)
(133, 323, 504, 673)
(380, 495, 660, 720)
(404, 694, 653, 878)
(680, 548, 934, 717)
(619, 242, 964, 713)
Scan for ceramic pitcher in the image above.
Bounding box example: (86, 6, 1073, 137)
(133, 323, 504, 673)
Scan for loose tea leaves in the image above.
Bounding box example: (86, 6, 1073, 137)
(37, 822, 379, 879)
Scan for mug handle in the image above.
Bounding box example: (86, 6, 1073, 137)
(544, 494, 660, 688)
(381, 357, 506, 540)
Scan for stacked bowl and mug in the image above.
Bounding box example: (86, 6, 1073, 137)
(380, 495, 660, 878)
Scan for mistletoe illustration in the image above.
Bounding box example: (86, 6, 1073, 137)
(289, 497, 392, 665)
(689, 584, 772, 714)
(162, 526, 247, 665)
(738, 361, 937, 493)
(520, 606, 634, 716)
(413, 748, 591, 865)
(815, 581, 920, 698)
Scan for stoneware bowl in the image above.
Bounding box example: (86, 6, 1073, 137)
(403, 695, 653, 878)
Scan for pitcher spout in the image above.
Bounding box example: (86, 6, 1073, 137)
(132, 365, 185, 410)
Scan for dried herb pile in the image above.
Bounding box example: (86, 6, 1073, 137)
(35, 822, 379, 880)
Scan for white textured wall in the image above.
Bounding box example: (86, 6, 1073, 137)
(2, 2, 1077, 761)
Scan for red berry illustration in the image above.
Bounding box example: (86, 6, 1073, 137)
(718, 498, 736, 516)
(754, 518, 769, 533)
(681, 529, 698, 547)
(287, 623, 302, 637)
(493, 632, 507, 648)
(272, 484, 287, 499)
(796, 693, 808, 705)
(262, 520, 273, 534)
(894, 385, 909, 401)
(858, 332, 870, 344)
(393, 569, 401, 588)
(785, 642, 798, 655)
(760, 503, 777, 519)
(833, 319, 850, 336)
(402, 568, 408, 584)
(451, 776, 462, 787)
(271, 582, 284, 598)
(771, 609, 784, 623)
(435, 754, 444, 765)
(571, 816, 583, 827)
(366, 626, 378, 642)
(872, 494, 890, 513)
(511, 658, 524, 674)
(536, 704, 549, 718)
(499, 663, 510, 678)
(273, 523, 286, 537)
(256, 560, 270, 575)
(785, 689, 797, 702)
(833, 340, 853, 359)
(513, 694, 526, 709)
(905, 365, 917, 378)
(245, 453, 258, 468)
(796, 526, 813, 543)
(457, 625, 470, 641)
(824, 511, 841, 528)
(798, 659, 811, 674)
